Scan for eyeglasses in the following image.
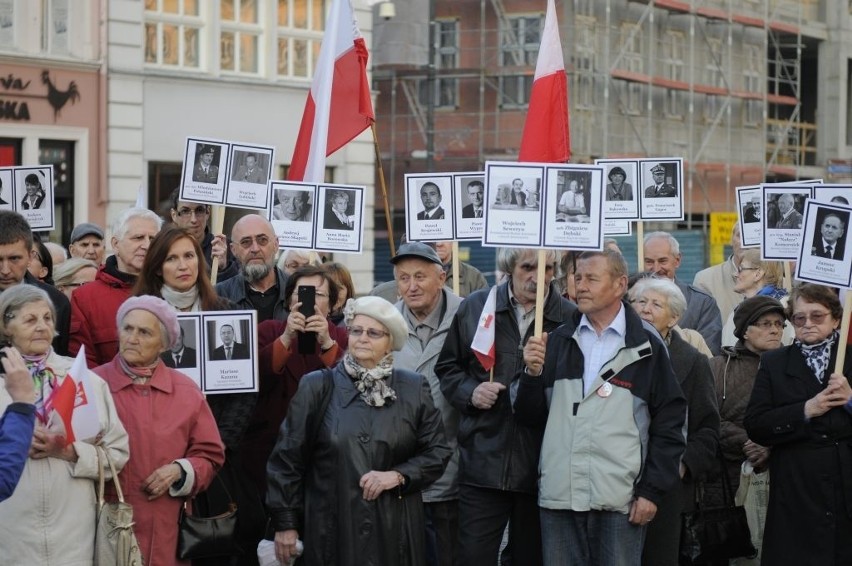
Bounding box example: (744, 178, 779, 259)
(790, 311, 832, 327)
(237, 235, 272, 249)
(348, 327, 390, 339)
(737, 266, 760, 274)
(289, 291, 330, 300)
(176, 206, 209, 218)
(751, 320, 786, 330)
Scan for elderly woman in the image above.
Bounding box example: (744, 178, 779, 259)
(0, 285, 129, 563)
(53, 257, 98, 299)
(722, 249, 792, 348)
(629, 277, 720, 566)
(267, 296, 451, 566)
(94, 295, 225, 565)
(277, 248, 322, 276)
(744, 284, 852, 565)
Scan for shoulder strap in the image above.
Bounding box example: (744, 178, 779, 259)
(312, 368, 335, 445)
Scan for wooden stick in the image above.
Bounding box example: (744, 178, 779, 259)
(451, 241, 460, 296)
(489, 366, 494, 383)
(371, 123, 396, 257)
(783, 262, 792, 293)
(636, 221, 644, 273)
(209, 205, 225, 285)
(835, 291, 852, 373)
(534, 249, 546, 337)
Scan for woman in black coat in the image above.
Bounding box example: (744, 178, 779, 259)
(267, 296, 451, 566)
(745, 283, 852, 565)
(629, 277, 720, 566)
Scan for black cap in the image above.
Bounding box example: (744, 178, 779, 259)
(389, 242, 442, 266)
(733, 296, 786, 340)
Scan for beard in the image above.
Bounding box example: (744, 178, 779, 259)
(243, 261, 273, 283)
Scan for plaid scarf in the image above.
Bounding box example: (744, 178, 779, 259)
(342, 352, 397, 407)
(795, 330, 838, 384)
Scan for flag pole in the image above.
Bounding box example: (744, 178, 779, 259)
(452, 241, 460, 296)
(636, 221, 644, 272)
(835, 291, 852, 373)
(209, 205, 225, 285)
(371, 123, 396, 257)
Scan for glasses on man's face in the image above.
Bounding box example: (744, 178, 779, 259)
(176, 206, 209, 219)
(790, 311, 831, 328)
(751, 320, 786, 330)
(237, 235, 272, 249)
(348, 327, 390, 340)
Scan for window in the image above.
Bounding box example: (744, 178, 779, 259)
(620, 23, 643, 74)
(574, 17, 596, 110)
(144, 0, 202, 68)
(623, 82, 643, 115)
(0, 0, 12, 48)
(704, 38, 724, 88)
(47, 0, 70, 54)
(662, 31, 684, 117)
(221, 0, 261, 74)
(277, 0, 325, 78)
(419, 19, 458, 108)
(743, 44, 762, 126)
(499, 15, 542, 107)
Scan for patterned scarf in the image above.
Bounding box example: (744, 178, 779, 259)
(118, 355, 160, 382)
(23, 349, 57, 424)
(795, 330, 838, 384)
(342, 352, 397, 407)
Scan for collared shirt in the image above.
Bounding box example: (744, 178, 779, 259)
(508, 281, 538, 340)
(576, 303, 627, 396)
(172, 347, 185, 365)
(404, 292, 445, 347)
(245, 279, 279, 322)
(822, 239, 838, 257)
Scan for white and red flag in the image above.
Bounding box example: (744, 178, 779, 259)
(471, 286, 498, 371)
(45, 346, 101, 445)
(518, 0, 570, 163)
(288, 0, 375, 182)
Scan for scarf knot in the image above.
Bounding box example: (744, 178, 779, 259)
(343, 353, 397, 407)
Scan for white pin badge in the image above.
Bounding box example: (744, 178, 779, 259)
(597, 382, 613, 398)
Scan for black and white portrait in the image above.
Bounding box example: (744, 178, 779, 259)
(273, 189, 313, 222)
(324, 189, 355, 230)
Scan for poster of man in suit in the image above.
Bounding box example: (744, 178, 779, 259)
(796, 200, 852, 288)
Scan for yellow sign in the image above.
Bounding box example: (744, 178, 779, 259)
(709, 212, 738, 245)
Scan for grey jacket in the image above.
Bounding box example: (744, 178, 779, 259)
(675, 278, 723, 356)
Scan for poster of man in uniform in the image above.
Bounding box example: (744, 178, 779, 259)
(14, 166, 54, 230)
(181, 137, 230, 204)
(268, 182, 315, 249)
(544, 164, 605, 250)
(225, 144, 275, 209)
(203, 312, 258, 394)
(404, 174, 454, 242)
(796, 200, 852, 288)
(761, 184, 813, 260)
(638, 158, 684, 220)
(595, 159, 639, 219)
(315, 184, 365, 253)
(483, 162, 545, 247)
(453, 173, 485, 241)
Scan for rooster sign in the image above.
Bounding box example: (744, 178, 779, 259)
(42, 70, 80, 121)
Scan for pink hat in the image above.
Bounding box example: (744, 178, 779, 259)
(116, 295, 181, 349)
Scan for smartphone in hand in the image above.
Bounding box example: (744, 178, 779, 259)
(297, 285, 317, 354)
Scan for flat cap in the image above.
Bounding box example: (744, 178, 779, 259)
(70, 222, 104, 244)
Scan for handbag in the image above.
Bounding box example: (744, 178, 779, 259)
(177, 474, 239, 560)
(95, 445, 144, 566)
(679, 451, 758, 565)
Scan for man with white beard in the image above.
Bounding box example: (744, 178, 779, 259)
(216, 214, 289, 322)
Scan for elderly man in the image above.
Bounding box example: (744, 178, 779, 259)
(693, 222, 745, 323)
(644, 164, 677, 198)
(644, 231, 723, 355)
(417, 182, 446, 220)
(774, 193, 802, 229)
(812, 212, 846, 260)
(436, 248, 576, 566)
(461, 180, 485, 218)
(390, 242, 464, 566)
(68, 222, 105, 265)
(169, 188, 238, 282)
(70, 207, 162, 367)
(273, 190, 312, 222)
(0, 211, 71, 354)
(217, 214, 289, 322)
(515, 249, 686, 566)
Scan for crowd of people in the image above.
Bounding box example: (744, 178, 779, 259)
(1, 203, 851, 566)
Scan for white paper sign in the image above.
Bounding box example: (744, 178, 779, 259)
(796, 199, 852, 288)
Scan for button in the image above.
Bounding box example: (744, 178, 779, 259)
(358, 433, 370, 443)
(359, 522, 373, 535)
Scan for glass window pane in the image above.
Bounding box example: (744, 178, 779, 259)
(240, 33, 258, 73)
(221, 31, 235, 70)
(163, 0, 179, 14)
(163, 25, 179, 64)
(184, 0, 198, 15)
(293, 0, 307, 29)
(184, 27, 198, 67)
(277, 0, 289, 26)
(145, 0, 158, 11)
(145, 23, 158, 63)
(241, 0, 257, 23)
(277, 38, 289, 75)
(293, 38, 308, 76)
(221, 0, 235, 21)
(312, 0, 325, 31)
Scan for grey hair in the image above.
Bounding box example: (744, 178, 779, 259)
(495, 248, 559, 275)
(276, 249, 322, 271)
(643, 231, 680, 256)
(53, 258, 98, 287)
(629, 277, 687, 321)
(577, 248, 629, 280)
(0, 285, 56, 337)
(111, 207, 163, 242)
(44, 242, 68, 261)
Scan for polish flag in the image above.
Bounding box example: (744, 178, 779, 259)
(45, 347, 101, 445)
(471, 286, 498, 371)
(288, 0, 375, 182)
(518, 0, 570, 163)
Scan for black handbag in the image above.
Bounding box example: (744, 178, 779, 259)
(679, 451, 758, 565)
(177, 475, 239, 560)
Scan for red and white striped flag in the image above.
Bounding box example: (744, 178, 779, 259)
(471, 286, 498, 371)
(518, 0, 570, 163)
(288, 0, 375, 182)
(45, 347, 101, 445)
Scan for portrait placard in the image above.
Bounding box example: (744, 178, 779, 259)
(761, 184, 813, 260)
(162, 316, 203, 389)
(483, 162, 545, 247)
(638, 158, 684, 220)
(180, 137, 230, 204)
(453, 172, 485, 241)
(315, 184, 365, 253)
(201, 311, 258, 394)
(225, 143, 276, 210)
(604, 218, 632, 236)
(405, 174, 455, 242)
(543, 164, 605, 250)
(795, 200, 852, 288)
(595, 159, 640, 220)
(736, 185, 762, 248)
(14, 166, 55, 230)
(268, 181, 316, 250)
(0, 168, 13, 211)
(812, 184, 852, 206)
